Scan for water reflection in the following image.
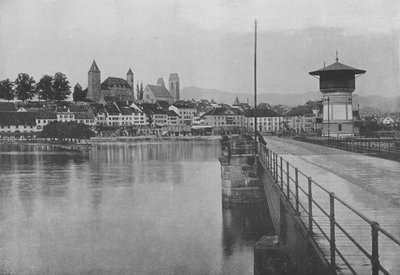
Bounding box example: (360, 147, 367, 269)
(0, 141, 275, 275)
(222, 203, 275, 258)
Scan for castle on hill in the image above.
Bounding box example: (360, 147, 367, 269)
(85, 60, 134, 102)
(84, 60, 180, 104)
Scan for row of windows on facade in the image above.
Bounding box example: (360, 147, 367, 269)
(212, 121, 242, 126)
(1, 125, 34, 129)
(37, 119, 95, 124)
(210, 116, 243, 120)
(249, 123, 284, 127)
(246, 117, 282, 119)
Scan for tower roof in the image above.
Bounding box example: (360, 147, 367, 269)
(157, 78, 165, 87)
(101, 77, 131, 90)
(169, 73, 179, 81)
(146, 85, 172, 99)
(75, 82, 82, 88)
(89, 60, 100, 73)
(309, 61, 366, 76)
(127, 68, 134, 75)
(233, 96, 240, 106)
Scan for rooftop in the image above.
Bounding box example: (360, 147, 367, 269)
(146, 84, 172, 99)
(244, 108, 281, 117)
(0, 102, 16, 112)
(0, 112, 37, 125)
(89, 60, 100, 73)
(309, 61, 366, 76)
(101, 77, 131, 90)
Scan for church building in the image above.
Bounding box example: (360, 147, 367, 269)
(142, 73, 180, 104)
(86, 60, 135, 102)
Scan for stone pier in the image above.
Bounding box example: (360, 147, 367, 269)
(219, 137, 266, 206)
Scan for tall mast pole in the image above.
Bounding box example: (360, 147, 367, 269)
(253, 19, 258, 155)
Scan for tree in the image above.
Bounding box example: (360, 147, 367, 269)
(39, 121, 94, 140)
(136, 82, 144, 100)
(52, 72, 71, 101)
(36, 75, 54, 101)
(72, 84, 87, 102)
(15, 73, 36, 101)
(0, 79, 15, 101)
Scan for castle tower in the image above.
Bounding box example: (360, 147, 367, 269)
(88, 60, 101, 102)
(309, 52, 365, 137)
(168, 73, 180, 103)
(126, 68, 134, 100)
(74, 82, 82, 90)
(157, 77, 165, 87)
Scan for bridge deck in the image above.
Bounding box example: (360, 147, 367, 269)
(263, 137, 400, 275)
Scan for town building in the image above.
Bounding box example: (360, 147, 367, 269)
(169, 101, 197, 125)
(36, 112, 57, 130)
(283, 104, 317, 133)
(140, 103, 168, 126)
(202, 107, 244, 134)
(244, 108, 283, 133)
(0, 112, 38, 135)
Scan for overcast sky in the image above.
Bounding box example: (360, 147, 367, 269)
(0, 0, 399, 97)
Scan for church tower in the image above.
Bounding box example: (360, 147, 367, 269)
(169, 73, 180, 103)
(126, 68, 134, 99)
(88, 60, 101, 102)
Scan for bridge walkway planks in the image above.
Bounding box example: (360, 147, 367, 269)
(261, 136, 400, 275)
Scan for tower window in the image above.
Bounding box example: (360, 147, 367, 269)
(338, 124, 342, 131)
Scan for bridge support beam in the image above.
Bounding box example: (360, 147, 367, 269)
(254, 236, 287, 275)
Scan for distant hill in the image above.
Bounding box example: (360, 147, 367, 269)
(181, 86, 400, 113)
(181, 86, 320, 106)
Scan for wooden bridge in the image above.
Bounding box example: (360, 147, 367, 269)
(258, 137, 400, 274)
(222, 135, 400, 274)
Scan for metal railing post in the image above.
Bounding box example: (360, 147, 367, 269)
(268, 149, 271, 171)
(280, 157, 283, 190)
(274, 153, 278, 181)
(286, 161, 290, 199)
(269, 150, 273, 171)
(308, 177, 313, 234)
(371, 221, 380, 275)
(272, 152, 275, 178)
(295, 168, 299, 215)
(329, 192, 336, 269)
(378, 138, 381, 153)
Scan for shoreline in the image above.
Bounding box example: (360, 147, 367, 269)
(0, 135, 229, 150)
(90, 135, 226, 143)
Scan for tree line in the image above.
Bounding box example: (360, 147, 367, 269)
(39, 121, 94, 140)
(0, 72, 73, 102)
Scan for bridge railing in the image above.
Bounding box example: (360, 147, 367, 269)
(258, 142, 400, 275)
(221, 137, 255, 156)
(294, 136, 400, 161)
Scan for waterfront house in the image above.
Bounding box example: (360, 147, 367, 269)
(244, 108, 283, 133)
(0, 112, 38, 136)
(36, 112, 57, 130)
(203, 107, 244, 134)
(169, 101, 197, 125)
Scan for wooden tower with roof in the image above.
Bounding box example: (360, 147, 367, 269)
(309, 51, 366, 137)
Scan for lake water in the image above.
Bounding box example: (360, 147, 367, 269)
(0, 141, 273, 274)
